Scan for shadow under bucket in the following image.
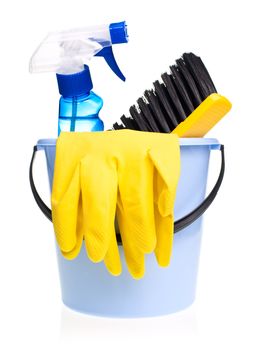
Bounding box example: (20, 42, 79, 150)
(30, 138, 223, 317)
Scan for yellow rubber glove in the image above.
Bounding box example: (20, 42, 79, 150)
(51, 130, 180, 279)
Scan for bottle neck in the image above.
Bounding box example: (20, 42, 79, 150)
(61, 91, 92, 101)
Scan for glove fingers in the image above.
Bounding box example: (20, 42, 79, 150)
(125, 249, 145, 280)
(117, 157, 156, 253)
(104, 232, 122, 276)
(51, 164, 81, 253)
(153, 170, 175, 267)
(148, 137, 180, 266)
(80, 156, 118, 263)
(61, 197, 84, 259)
(117, 209, 145, 279)
(154, 196, 174, 267)
(148, 137, 180, 216)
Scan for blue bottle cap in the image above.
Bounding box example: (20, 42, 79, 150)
(109, 21, 128, 44)
(56, 66, 93, 97)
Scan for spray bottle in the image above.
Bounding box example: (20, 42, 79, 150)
(30, 21, 128, 134)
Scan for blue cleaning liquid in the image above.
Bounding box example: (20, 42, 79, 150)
(58, 91, 104, 135)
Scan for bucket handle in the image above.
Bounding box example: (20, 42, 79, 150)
(29, 145, 225, 234)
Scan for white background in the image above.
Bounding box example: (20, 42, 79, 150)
(1, 0, 260, 349)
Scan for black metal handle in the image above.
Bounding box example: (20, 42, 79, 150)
(29, 145, 225, 235)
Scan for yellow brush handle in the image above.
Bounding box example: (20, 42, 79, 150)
(172, 93, 232, 137)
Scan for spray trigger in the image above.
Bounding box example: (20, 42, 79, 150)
(95, 46, 126, 81)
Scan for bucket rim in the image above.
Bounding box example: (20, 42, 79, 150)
(37, 137, 221, 150)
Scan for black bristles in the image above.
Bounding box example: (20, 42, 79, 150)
(121, 115, 138, 130)
(174, 58, 202, 107)
(137, 97, 160, 132)
(143, 91, 171, 133)
(113, 52, 217, 133)
(153, 81, 178, 129)
(170, 64, 194, 114)
(129, 105, 151, 131)
(182, 53, 217, 99)
(161, 73, 186, 122)
(113, 122, 125, 130)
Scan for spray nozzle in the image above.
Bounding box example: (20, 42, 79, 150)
(29, 21, 128, 80)
(94, 21, 128, 81)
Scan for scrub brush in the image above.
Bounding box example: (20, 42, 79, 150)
(113, 52, 232, 137)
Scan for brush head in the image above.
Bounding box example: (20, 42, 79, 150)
(113, 52, 219, 133)
(173, 93, 232, 137)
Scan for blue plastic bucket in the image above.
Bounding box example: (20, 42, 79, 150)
(34, 138, 221, 317)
